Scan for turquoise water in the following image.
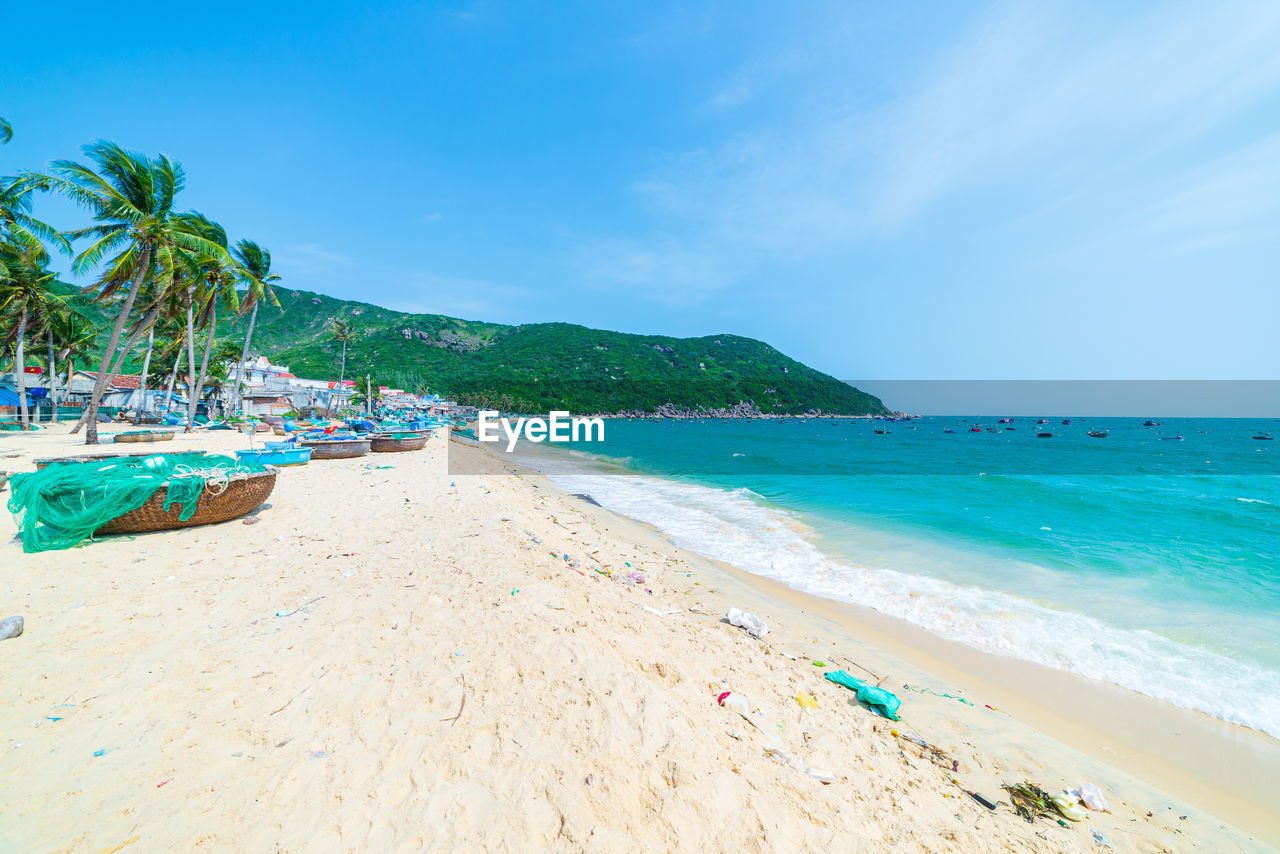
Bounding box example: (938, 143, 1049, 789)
(522, 417, 1280, 737)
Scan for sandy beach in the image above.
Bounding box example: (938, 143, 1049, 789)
(2, 424, 1276, 853)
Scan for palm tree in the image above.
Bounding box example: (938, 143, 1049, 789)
(229, 240, 280, 414)
(35, 141, 228, 444)
(48, 306, 97, 411)
(330, 318, 355, 386)
(1, 177, 69, 274)
(0, 242, 65, 428)
(171, 213, 239, 430)
(0, 116, 11, 145)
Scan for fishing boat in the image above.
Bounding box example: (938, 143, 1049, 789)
(873, 428, 890, 434)
(1159, 435, 1184, 441)
(235, 446, 312, 467)
(96, 466, 279, 535)
(943, 429, 956, 434)
(298, 437, 371, 459)
(1036, 419, 1049, 425)
(969, 426, 982, 433)
(1037, 432, 1053, 438)
(1061, 419, 1071, 425)
(370, 433, 429, 452)
(1252, 433, 1273, 440)
(1143, 420, 1162, 427)
(113, 429, 176, 444)
(998, 418, 1013, 424)
(1087, 430, 1109, 438)
(986, 428, 999, 433)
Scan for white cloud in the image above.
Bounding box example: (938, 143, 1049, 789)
(593, 0, 1280, 298)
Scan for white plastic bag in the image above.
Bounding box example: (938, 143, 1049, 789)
(726, 607, 769, 638)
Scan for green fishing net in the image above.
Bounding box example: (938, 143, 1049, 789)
(7, 453, 265, 553)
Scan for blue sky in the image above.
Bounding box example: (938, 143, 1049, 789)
(3, 0, 1278, 382)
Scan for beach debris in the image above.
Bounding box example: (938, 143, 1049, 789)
(811, 660, 826, 667)
(966, 790, 998, 810)
(242, 516, 260, 525)
(795, 692, 818, 710)
(640, 605, 680, 617)
(1002, 781, 1082, 824)
(307, 750, 330, 760)
(1073, 782, 1111, 812)
(0, 616, 23, 641)
(585, 773, 595, 786)
(275, 596, 326, 618)
(904, 683, 975, 705)
(725, 607, 769, 639)
(441, 677, 467, 726)
(889, 727, 956, 770)
(1090, 829, 1115, 849)
(825, 670, 901, 720)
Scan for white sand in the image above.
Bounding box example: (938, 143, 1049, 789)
(0, 424, 1274, 852)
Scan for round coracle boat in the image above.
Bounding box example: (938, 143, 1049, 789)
(370, 434, 429, 452)
(95, 466, 278, 534)
(298, 437, 371, 459)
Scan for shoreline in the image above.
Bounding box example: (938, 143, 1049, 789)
(0, 423, 1274, 851)
(466, 436, 1280, 845)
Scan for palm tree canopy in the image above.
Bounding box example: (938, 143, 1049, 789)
(38, 141, 229, 297)
(0, 116, 11, 145)
(0, 242, 67, 343)
(232, 239, 281, 313)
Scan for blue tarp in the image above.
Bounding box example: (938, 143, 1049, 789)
(0, 388, 36, 407)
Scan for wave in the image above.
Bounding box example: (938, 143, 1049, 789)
(549, 469, 1280, 739)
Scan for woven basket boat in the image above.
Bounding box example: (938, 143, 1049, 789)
(272, 425, 289, 436)
(34, 450, 209, 470)
(114, 430, 176, 444)
(299, 438, 371, 459)
(370, 434, 429, 452)
(95, 466, 278, 535)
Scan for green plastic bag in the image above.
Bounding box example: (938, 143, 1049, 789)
(824, 669, 902, 720)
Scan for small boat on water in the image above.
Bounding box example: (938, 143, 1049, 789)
(986, 428, 999, 433)
(943, 429, 956, 434)
(1037, 432, 1053, 438)
(1159, 435, 1184, 441)
(998, 418, 1013, 424)
(1087, 430, 1109, 438)
(1143, 420, 1162, 427)
(969, 426, 982, 433)
(1061, 419, 1071, 425)
(873, 429, 890, 434)
(1005, 426, 1017, 431)
(1253, 433, 1274, 440)
(1036, 419, 1049, 424)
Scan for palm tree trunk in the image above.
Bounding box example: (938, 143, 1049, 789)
(46, 329, 58, 422)
(70, 302, 162, 433)
(78, 243, 153, 444)
(134, 324, 155, 425)
(340, 339, 347, 385)
(163, 346, 182, 414)
(231, 302, 259, 415)
(184, 286, 196, 432)
(14, 308, 29, 429)
(188, 302, 216, 431)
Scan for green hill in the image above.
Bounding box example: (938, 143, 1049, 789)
(72, 286, 889, 415)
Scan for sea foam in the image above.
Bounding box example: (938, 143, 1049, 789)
(550, 468, 1280, 739)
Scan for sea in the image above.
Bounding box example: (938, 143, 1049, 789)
(509, 416, 1280, 738)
